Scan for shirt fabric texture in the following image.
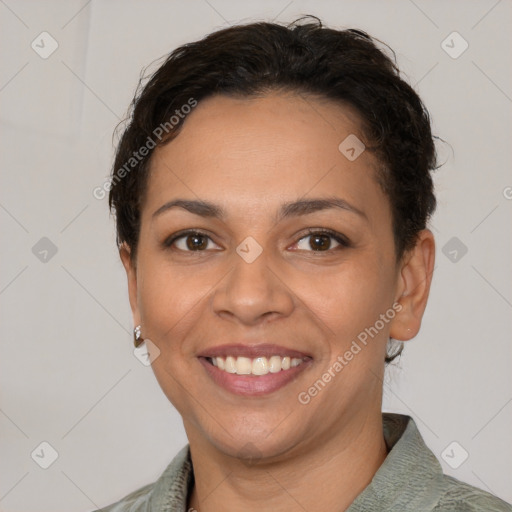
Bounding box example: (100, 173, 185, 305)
(95, 413, 512, 511)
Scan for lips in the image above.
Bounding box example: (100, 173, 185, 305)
(197, 344, 312, 396)
(197, 343, 311, 359)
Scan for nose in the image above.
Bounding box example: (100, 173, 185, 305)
(211, 247, 295, 326)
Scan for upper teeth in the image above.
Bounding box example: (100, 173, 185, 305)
(210, 356, 304, 375)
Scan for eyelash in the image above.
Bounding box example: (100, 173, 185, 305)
(163, 228, 351, 253)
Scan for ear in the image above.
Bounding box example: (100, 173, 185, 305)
(389, 229, 435, 341)
(119, 242, 140, 325)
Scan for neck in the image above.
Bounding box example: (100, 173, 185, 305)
(187, 410, 388, 512)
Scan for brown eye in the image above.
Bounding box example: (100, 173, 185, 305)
(308, 234, 333, 251)
(294, 230, 349, 252)
(165, 231, 218, 251)
(184, 234, 209, 250)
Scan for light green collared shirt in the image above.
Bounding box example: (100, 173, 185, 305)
(95, 413, 511, 511)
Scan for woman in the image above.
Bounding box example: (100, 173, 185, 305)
(97, 17, 511, 512)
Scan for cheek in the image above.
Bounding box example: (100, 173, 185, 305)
(136, 261, 207, 412)
(138, 263, 206, 350)
(305, 258, 395, 340)
(136, 248, 227, 385)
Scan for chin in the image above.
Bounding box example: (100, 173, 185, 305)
(186, 406, 314, 465)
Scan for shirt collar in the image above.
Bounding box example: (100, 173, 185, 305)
(148, 444, 193, 512)
(347, 413, 444, 511)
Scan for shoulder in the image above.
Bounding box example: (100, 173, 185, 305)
(372, 414, 512, 512)
(433, 474, 512, 512)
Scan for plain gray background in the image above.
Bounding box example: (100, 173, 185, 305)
(1, 1, 511, 510)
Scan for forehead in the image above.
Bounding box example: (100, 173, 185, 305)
(143, 92, 387, 223)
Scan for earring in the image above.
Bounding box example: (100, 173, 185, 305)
(134, 325, 144, 348)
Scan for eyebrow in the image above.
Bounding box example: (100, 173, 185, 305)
(152, 196, 367, 222)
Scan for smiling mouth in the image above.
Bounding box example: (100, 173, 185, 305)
(205, 355, 309, 376)
(198, 344, 313, 396)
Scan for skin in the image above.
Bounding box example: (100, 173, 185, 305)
(120, 91, 435, 511)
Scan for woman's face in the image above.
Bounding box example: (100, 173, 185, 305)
(122, 92, 428, 461)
